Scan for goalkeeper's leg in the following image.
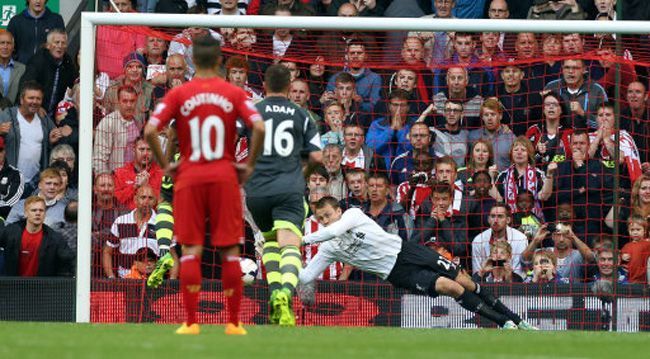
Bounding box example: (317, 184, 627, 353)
(434, 276, 514, 328)
(454, 271, 537, 330)
(148, 201, 175, 288)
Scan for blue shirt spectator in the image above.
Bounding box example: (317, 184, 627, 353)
(452, 0, 487, 18)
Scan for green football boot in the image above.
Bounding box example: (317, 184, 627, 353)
(147, 252, 174, 288)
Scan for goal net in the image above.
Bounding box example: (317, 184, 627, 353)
(76, 12, 650, 331)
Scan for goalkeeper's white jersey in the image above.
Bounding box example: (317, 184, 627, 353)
(301, 208, 402, 281)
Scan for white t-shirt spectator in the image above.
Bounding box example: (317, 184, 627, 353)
(16, 111, 43, 183)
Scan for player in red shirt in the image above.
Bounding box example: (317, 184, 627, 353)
(144, 35, 265, 336)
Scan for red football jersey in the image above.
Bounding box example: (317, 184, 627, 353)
(149, 77, 262, 190)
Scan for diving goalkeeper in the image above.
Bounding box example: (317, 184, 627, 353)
(298, 196, 538, 330)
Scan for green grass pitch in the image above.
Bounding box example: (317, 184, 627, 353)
(1, 322, 647, 359)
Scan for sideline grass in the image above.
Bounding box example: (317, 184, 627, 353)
(0, 322, 647, 359)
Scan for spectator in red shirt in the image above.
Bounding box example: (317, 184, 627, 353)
(113, 136, 163, 209)
(621, 214, 650, 284)
(0, 195, 73, 276)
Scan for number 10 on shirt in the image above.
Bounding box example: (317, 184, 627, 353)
(188, 115, 225, 161)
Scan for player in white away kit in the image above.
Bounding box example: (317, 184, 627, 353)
(299, 196, 538, 330)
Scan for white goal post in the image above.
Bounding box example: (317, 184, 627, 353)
(78, 12, 650, 323)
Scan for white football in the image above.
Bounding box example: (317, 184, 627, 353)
(239, 257, 258, 285)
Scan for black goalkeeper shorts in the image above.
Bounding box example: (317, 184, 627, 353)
(387, 241, 461, 297)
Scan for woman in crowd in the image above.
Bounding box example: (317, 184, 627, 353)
(496, 136, 555, 220)
(457, 139, 497, 188)
(526, 91, 572, 169)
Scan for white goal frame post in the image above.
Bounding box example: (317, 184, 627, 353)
(77, 12, 650, 322)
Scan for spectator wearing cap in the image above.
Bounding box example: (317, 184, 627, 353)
(6, 0, 65, 64)
(0, 136, 24, 223)
(0, 81, 59, 195)
(95, 0, 147, 78)
(0, 195, 74, 277)
(20, 29, 78, 118)
(0, 31, 25, 105)
(103, 52, 153, 123)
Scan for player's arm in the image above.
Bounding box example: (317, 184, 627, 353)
(146, 99, 177, 171)
(299, 246, 336, 285)
(145, 124, 169, 171)
(303, 208, 360, 244)
(164, 125, 178, 163)
(239, 118, 265, 183)
(235, 95, 265, 183)
(303, 115, 323, 164)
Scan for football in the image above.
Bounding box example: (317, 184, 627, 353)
(240, 257, 258, 285)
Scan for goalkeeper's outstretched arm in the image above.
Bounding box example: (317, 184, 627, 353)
(298, 248, 336, 286)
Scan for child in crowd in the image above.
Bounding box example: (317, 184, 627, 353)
(124, 248, 158, 280)
(513, 190, 542, 240)
(525, 250, 569, 284)
(321, 102, 345, 147)
(620, 214, 650, 283)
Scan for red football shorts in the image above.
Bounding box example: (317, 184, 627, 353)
(173, 181, 243, 247)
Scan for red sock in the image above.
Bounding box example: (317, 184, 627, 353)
(180, 255, 201, 325)
(221, 256, 243, 325)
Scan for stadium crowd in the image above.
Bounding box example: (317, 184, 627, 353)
(1, 0, 650, 289)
